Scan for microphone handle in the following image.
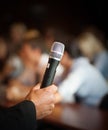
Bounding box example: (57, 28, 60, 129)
(41, 58, 59, 88)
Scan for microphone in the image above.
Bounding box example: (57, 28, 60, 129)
(41, 42, 65, 88)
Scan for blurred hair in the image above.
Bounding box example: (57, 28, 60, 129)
(23, 29, 40, 40)
(64, 41, 82, 59)
(77, 26, 107, 48)
(17, 36, 45, 53)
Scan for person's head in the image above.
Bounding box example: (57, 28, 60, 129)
(44, 27, 58, 49)
(44, 26, 70, 51)
(10, 23, 27, 43)
(61, 41, 82, 68)
(18, 37, 44, 65)
(77, 27, 106, 61)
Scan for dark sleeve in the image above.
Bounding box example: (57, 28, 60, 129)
(0, 100, 37, 130)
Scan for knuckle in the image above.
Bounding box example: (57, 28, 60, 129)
(49, 104, 55, 110)
(51, 104, 55, 109)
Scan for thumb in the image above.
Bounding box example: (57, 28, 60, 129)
(33, 83, 41, 91)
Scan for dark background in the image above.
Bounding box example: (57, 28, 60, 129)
(0, 0, 107, 37)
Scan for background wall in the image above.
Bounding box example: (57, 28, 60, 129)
(0, 0, 107, 37)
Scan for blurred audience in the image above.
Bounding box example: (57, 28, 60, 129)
(77, 27, 108, 80)
(0, 23, 108, 109)
(56, 41, 108, 107)
(3, 35, 45, 106)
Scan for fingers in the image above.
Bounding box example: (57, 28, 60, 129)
(47, 85, 58, 103)
(26, 83, 58, 119)
(44, 84, 58, 93)
(43, 85, 58, 104)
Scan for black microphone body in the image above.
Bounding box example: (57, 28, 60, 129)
(40, 42, 64, 88)
(41, 58, 59, 88)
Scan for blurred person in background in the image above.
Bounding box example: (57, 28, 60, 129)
(42, 26, 73, 83)
(4, 29, 43, 85)
(56, 41, 108, 107)
(23, 29, 50, 83)
(8, 23, 27, 55)
(3, 36, 44, 106)
(77, 27, 108, 81)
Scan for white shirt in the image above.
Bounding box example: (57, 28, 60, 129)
(58, 57, 108, 106)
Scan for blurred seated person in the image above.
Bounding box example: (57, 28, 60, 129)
(56, 42, 108, 107)
(3, 37, 44, 106)
(5, 33, 44, 85)
(43, 26, 72, 82)
(77, 27, 108, 80)
(8, 22, 27, 54)
(24, 29, 48, 81)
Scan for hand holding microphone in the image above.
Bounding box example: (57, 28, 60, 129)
(41, 42, 65, 88)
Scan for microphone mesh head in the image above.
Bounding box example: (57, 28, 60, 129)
(50, 42, 65, 61)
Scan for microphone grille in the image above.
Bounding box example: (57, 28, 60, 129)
(50, 42, 65, 61)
